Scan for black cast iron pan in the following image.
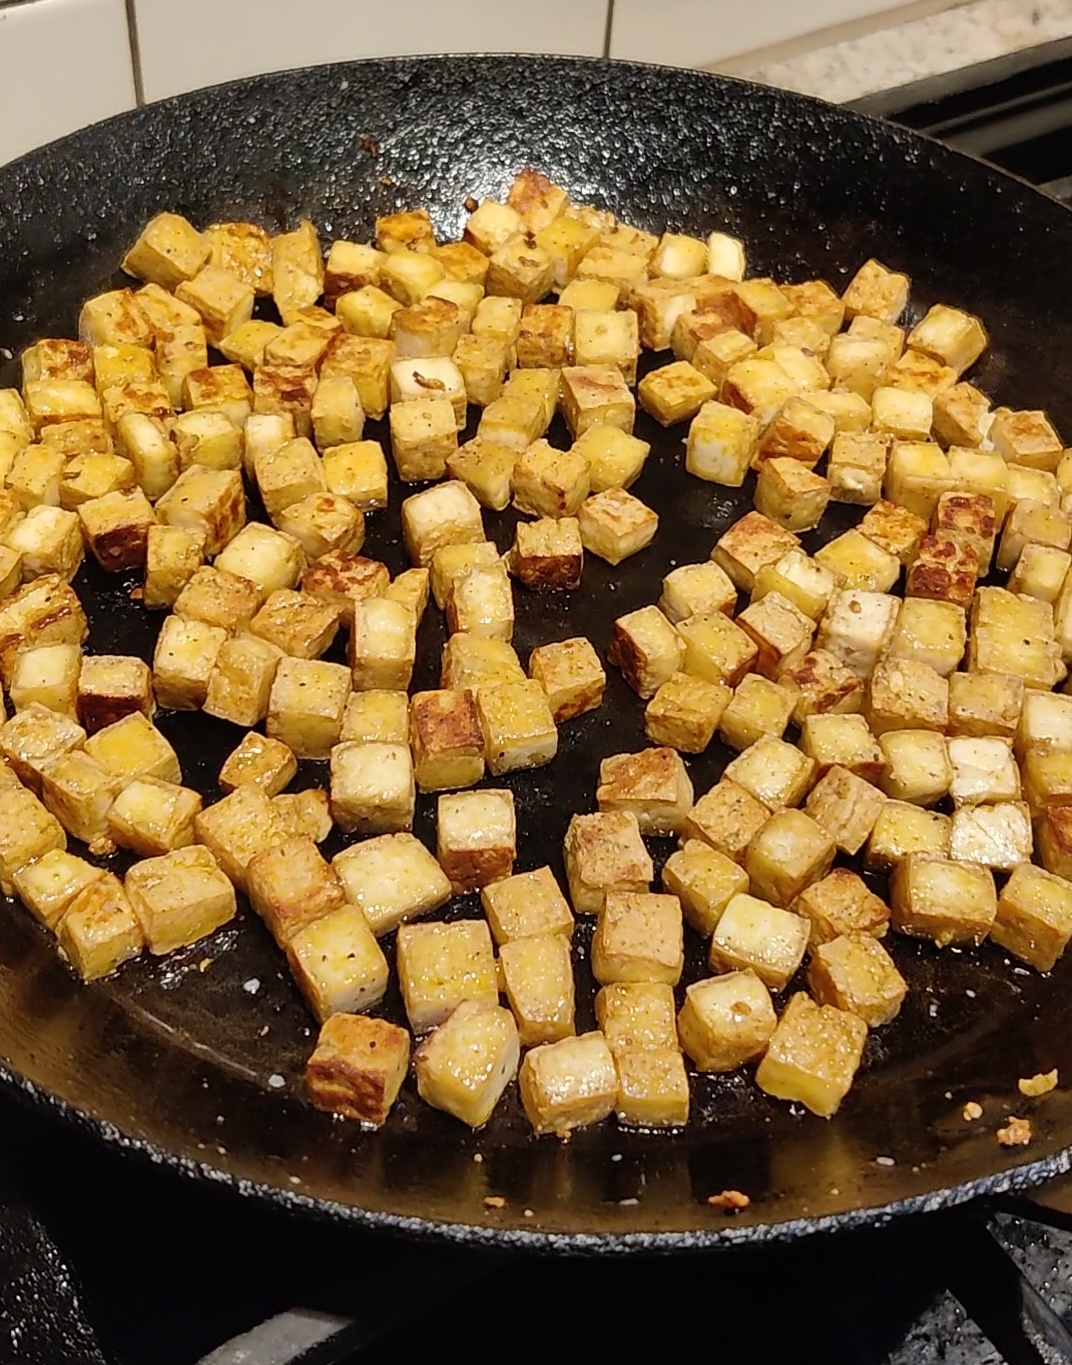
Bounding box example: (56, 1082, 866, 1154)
(1, 54, 1072, 1251)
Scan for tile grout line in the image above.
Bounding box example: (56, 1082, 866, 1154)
(603, 0, 615, 59)
(123, 0, 145, 106)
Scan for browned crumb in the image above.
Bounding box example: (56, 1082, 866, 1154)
(360, 136, 380, 157)
(129, 586, 144, 601)
(707, 1190, 751, 1211)
(997, 1116, 1033, 1147)
(464, 196, 479, 214)
(962, 1101, 983, 1121)
(1018, 1070, 1058, 1098)
(197, 957, 213, 972)
(483, 1195, 506, 1209)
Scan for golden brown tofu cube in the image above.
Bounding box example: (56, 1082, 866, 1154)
(803, 765, 886, 858)
(272, 788, 332, 845)
(155, 466, 245, 557)
(0, 703, 84, 792)
(12, 849, 104, 932)
(816, 588, 899, 679)
(512, 440, 589, 519)
(301, 550, 388, 627)
(949, 801, 1032, 871)
(794, 868, 889, 946)
(885, 597, 967, 678)
(841, 258, 909, 323)
(711, 511, 800, 594)
(475, 678, 557, 776)
(322, 439, 389, 510)
(992, 863, 1072, 972)
(0, 578, 85, 687)
(219, 732, 297, 798)
(814, 528, 900, 593)
(724, 736, 816, 810)
(596, 746, 694, 837)
(329, 741, 414, 835)
(675, 611, 758, 687)
(435, 788, 515, 894)
(193, 784, 285, 893)
(528, 636, 605, 722)
(609, 604, 685, 699)
(859, 499, 928, 565)
(591, 891, 684, 986)
(864, 800, 951, 873)
(746, 809, 836, 908)
(991, 407, 1063, 471)
(780, 649, 864, 727)
(480, 865, 572, 947)
(683, 778, 769, 863)
(677, 969, 776, 1072)
(827, 430, 889, 505)
(717, 675, 794, 752)
(807, 934, 906, 1028)
(595, 982, 676, 1057)
(662, 839, 749, 937)
(76, 488, 155, 574)
(563, 809, 652, 915)
(83, 711, 179, 787)
(948, 736, 1020, 807)
(175, 267, 254, 346)
(612, 1047, 690, 1128)
(645, 671, 730, 753)
(709, 892, 810, 991)
(906, 533, 980, 610)
(396, 918, 498, 1035)
(637, 361, 716, 428)
(949, 672, 1024, 741)
(736, 591, 815, 678)
(414, 999, 520, 1129)
(143, 524, 204, 610)
(890, 853, 996, 946)
(877, 729, 951, 805)
(173, 564, 262, 635)
(754, 457, 830, 534)
(658, 561, 736, 624)
(306, 1013, 410, 1127)
(330, 831, 449, 939)
(202, 634, 282, 728)
(499, 933, 575, 1046)
(866, 658, 949, 736)
(571, 425, 649, 494)
(250, 589, 341, 661)
(57, 874, 143, 982)
(287, 903, 390, 1022)
(519, 1031, 618, 1136)
(400, 479, 484, 568)
(685, 400, 759, 487)
(410, 688, 484, 792)
(246, 833, 346, 946)
(756, 991, 868, 1117)
(123, 844, 235, 954)
(756, 396, 835, 468)
(106, 777, 202, 857)
(39, 749, 122, 847)
(560, 364, 635, 439)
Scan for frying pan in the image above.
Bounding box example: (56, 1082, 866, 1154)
(2, 53, 1072, 1252)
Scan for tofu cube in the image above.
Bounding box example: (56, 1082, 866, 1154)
(155, 466, 244, 556)
(596, 747, 694, 837)
(685, 401, 759, 487)
(475, 679, 557, 776)
(250, 589, 340, 660)
(859, 499, 928, 566)
(400, 480, 484, 568)
(445, 435, 516, 510)
(992, 863, 1072, 971)
(518, 1032, 618, 1135)
(40, 749, 123, 846)
(440, 634, 525, 694)
(677, 970, 776, 1072)
(57, 874, 143, 981)
(808, 935, 906, 1028)
(480, 865, 572, 946)
(794, 868, 890, 944)
(218, 732, 297, 797)
(724, 736, 816, 810)
(745, 809, 836, 908)
(864, 801, 952, 873)
(388, 395, 457, 482)
(780, 649, 865, 726)
(613, 1048, 690, 1128)
(907, 303, 987, 375)
(414, 999, 520, 1129)
(645, 671, 730, 753)
(213, 521, 304, 597)
(906, 532, 981, 610)
(123, 843, 235, 954)
(485, 236, 554, 303)
(717, 675, 794, 751)
(890, 853, 996, 946)
(659, 560, 737, 623)
(756, 396, 835, 468)
(816, 588, 899, 678)
(321, 335, 394, 421)
(190, 784, 283, 893)
(591, 891, 684, 986)
(947, 735, 1020, 807)
(106, 776, 202, 857)
(827, 431, 889, 505)
(305, 1014, 410, 1127)
(286, 904, 390, 1022)
(12, 848, 104, 932)
(329, 741, 414, 835)
(683, 778, 770, 862)
(83, 710, 180, 785)
(244, 833, 345, 947)
(842, 258, 910, 323)
(814, 529, 900, 593)
(563, 810, 652, 915)
(753, 549, 839, 622)
(0, 703, 85, 791)
(518, 304, 575, 370)
(675, 611, 758, 686)
(202, 634, 282, 728)
(173, 564, 263, 634)
(348, 599, 417, 691)
(950, 801, 1032, 871)
(340, 690, 408, 745)
(396, 919, 498, 1035)
(322, 440, 389, 510)
(711, 511, 799, 593)
(335, 284, 402, 340)
(608, 605, 685, 699)
(389, 355, 466, 430)
(77, 489, 155, 573)
(512, 440, 590, 520)
(7, 505, 82, 581)
(264, 657, 350, 759)
(661, 839, 749, 937)
(876, 729, 951, 805)
(499, 934, 575, 1046)
(969, 587, 1066, 690)
(949, 672, 1024, 740)
(804, 766, 886, 857)
(998, 499, 1072, 574)
(409, 688, 485, 792)
(10, 642, 81, 718)
(271, 220, 325, 324)
(866, 657, 949, 735)
(478, 394, 545, 451)
(435, 788, 515, 893)
(446, 564, 514, 642)
(736, 591, 815, 678)
(275, 493, 365, 562)
(637, 361, 716, 427)
(709, 892, 810, 991)
(272, 789, 332, 845)
(332, 831, 450, 937)
(528, 636, 605, 723)
(755, 992, 868, 1118)
(595, 981, 677, 1055)
(754, 458, 830, 533)
(885, 597, 967, 677)
(992, 407, 1063, 471)
(577, 487, 658, 565)
(571, 425, 649, 493)
(559, 365, 635, 439)
(175, 267, 254, 345)
(1008, 543, 1071, 604)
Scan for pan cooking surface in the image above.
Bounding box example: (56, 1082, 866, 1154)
(2, 54, 1072, 1248)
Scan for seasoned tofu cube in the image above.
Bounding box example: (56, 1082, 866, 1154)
(709, 892, 810, 991)
(517, 303, 575, 370)
(191, 784, 284, 892)
(575, 242, 647, 294)
(690, 328, 759, 391)
(7, 504, 82, 581)
(932, 381, 991, 448)
(434, 788, 515, 894)
(275, 492, 366, 562)
(646, 671, 730, 753)
(173, 564, 262, 634)
(794, 867, 889, 945)
(320, 334, 394, 421)
(535, 218, 598, 290)
(864, 800, 951, 873)
(445, 436, 516, 511)
(1017, 690, 1072, 758)
(906, 532, 980, 610)
(589, 889, 682, 988)
(174, 267, 254, 345)
(596, 747, 694, 837)
(866, 658, 949, 735)
(322, 439, 389, 510)
(9, 643, 80, 718)
(512, 440, 589, 520)
(376, 207, 435, 256)
(890, 853, 996, 946)
(262, 656, 349, 760)
(447, 564, 514, 642)
(509, 517, 583, 593)
(754, 458, 830, 533)
(309, 374, 365, 450)
(155, 466, 244, 556)
(746, 809, 836, 908)
(949, 672, 1023, 740)
(389, 355, 466, 429)
(871, 385, 933, 441)
(336, 284, 402, 340)
(480, 866, 572, 946)
(608, 605, 684, 699)
(685, 401, 759, 487)
(711, 511, 799, 593)
(595, 982, 677, 1056)
(683, 778, 769, 862)
(1009, 543, 1071, 603)
(322, 239, 384, 304)
(756, 396, 835, 468)
(441, 634, 525, 694)
(213, 522, 304, 599)
(721, 355, 801, 426)
(0, 703, 84, 792)
(388, 395, 457, 482)
(397, 918, 498, 1035)
(1036, 805, 1072, 878)
(883, 440, 954, 521)
(329, 741, 414, 835)
(478, 394, 545, 451)
(947, 736, 1019, 807)
(7, 443, 66, 512)
(997, 499, 1072, 574)
(992, 407, 1063, 471)
(560, 365, 635, 439)
(933, 491, 996, 568)
(106, 777, 201, 857)
(814, 529, 900, 593)
(202, 634, 282, 728)
(885, 597, 966, 678)
(218, 732, 297, 797)
(182, 364, 253, 431)
(577, 487, 658, 565)
(409, 688, 484, 792)
(659, 560, 736, 623)
(877, 729, 951, 805)
(677, 969, 775, 1073)
(400, 479, 484, 568)
(286, 903, 390, 1022)
(724, 736, 816, 810)
(571, 425, 649, 494)
(305, 1013, 410, 1127)
(804, 766, 886, 858)
(613, 1047, 690, 1128)
(475, 679, 557, 776)
(58, 450, 136, 510)
(676, 611, 758, 686)
(332, 831, 450, 938)
(756, 991, 867, 1117)
(40, 749, 123, 846)
(340, 690, 408, 746)
(84, 710, 180, 787)
(271, 220, 324, 324)
(451, 335, 510, 408)
(753, 549, 839, 622)
(0, 781, 67, 892)
(78, 289, 153, 349)
(859, 499, 928, 566)
(485, 235, 554, 303)
(827, 431, 889, 505)
(23, 380, 102, 432)
(717, 675, 793, 752)
(245, 833, 345, 946)
(907, 303, 987, 375)
(57, 874, 143, 981)
(253, 436, 325, 520)
(736, 592, 814, 678)
(842, 258, 909, 323)
(563, 810, 652, 915)
(250, 589, 340, 660)
(528, 637, 605, 724)
(658, 843, 748, 949)
(272, 789, 332, 844)
(499, 934, 575, 1046)
(123, 843, 235, 954)
(800, 713, 886, 788)
(950, 801, 1032, 871)
(992, 863, 1072, 971)
(519, 1031, 618, 1136)
(430, 541, 499, 610)
(816, 588, 898, 678)
(780, 649, 864, 726)
(13, 849, 104, 932)
(637, 361, 716, 427)
(969, 586, 1065, 690)
(808, 934, 906, 1028)
(390, 297, 465, 361)
(414, 999, 520, 1129)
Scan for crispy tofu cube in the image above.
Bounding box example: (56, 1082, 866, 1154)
(637, 361, 716, 428)
(40, 749, 123, 846)
(608, 605, 684, 699)
(385, 569, 429, 624)
(858, 500, 928, 567)
(754, 458, 830, 534)
(441, 634, 525, 694)
(77, 489, 156, 573)
(390, 297, 465, 361)
(992, 408, 1063, 471)
(905, 532, 980, 610)
(804, 765, 886, 857)
(446, 564, 514, 642)
(0, 781, 67, 892)
(335, 284, 402, 340)
(123, 843, 234, 953)
(683, 778, 769, 862)
(253, 436, 325, 520)
(7, 443, 66, 511)
(753, 549, 838, 623)
(827, 430, 889, 506)
(414, 999, 520, 1128)
(677, 969, 775, 1073)
(816, 588, 898, 679)
(755, 991, 867, 1117)
(6, 503, 82, 581)
(451, 335, 510, 409)
(202, 634, 282, 728)
(842, 257, 909, 323)
(780, 649, 864, 726)
(348, 598, 417, 692)
(57, 874, 143, 981)
(890, 853, 996, 946)
(388, 395, 457, 482)
(150, 613, 227, 711)
(445, 436, 516, 512)
(877, 729, 951, 805)
(613, 1047, 690, 1128)
(559, 364, 635, 439)
(661, 839, 748, 938)
(400, 480, 484, 569)
(907, 303, 987, 375)
(970, 586, 1065, 690)
(82, 710, 178, 787)
(171, 410, 243, 474)
(1036, 805, 1072, 877)
(659, 561, 736, 624)
(596, 746, 694, 836)
(949, 671, 1023, 740)
(685, 400, 758, 487)
(264, 657, 350, 760)
(736, 592, 814, 678)
(478, 394, 545, 451)
(305, 1013, 410, 1127)
(570, 426, 649, 496)
(219, 732, 296, 797)
(322, 439, 388, 510)
(389, 355, 466, 430)
(329, 741, 414, 835)
(397, 918, 498, 1035)
(0, 575, 87, 686)
(864, 800, 951, 872)
(431, 240, 489, 288)
(320, 334, 394, 422)
(287, 902, 389, 1021)
(431, 541, 499, 609)
(272, 788, 332, 844)
(275, 493, 365, 562)
(1017, 690, 1072, 758)
(711, 511, 799, 594)
(376, 207, 435, 256)
(518, 1031, 618, 1135)
(212, 524, 303, 601)
(301, 550, 388, 626)
(596, 982, 676, 1057)
(885, 597, 966, 678)
(245, 833, 345, 945)
(1009, 543, 1071, 603)
(322, 239, 384, 304)
(815, 529, 900, 593)
(709, 892, 809, 991)
(173, 564, 262, 635)
(866, 657, 949, 736)
(800, 713, 886, 783)
(485, 236, 554, 303)
(332, 831, 450, 937)
(528, 636, 605, 723)
(746, 809, 836, 908)
(645, 671, 730, 753)
(481, 865, 572, 946)
(722, 355, 800, 428)
(690, 328, 758, 391)
(154, 466, 244, 557)
(0, 703, 85, 792)
(271, 220, 324, 324)
(10, 642, 80, 717)
(575, 487, 657, 566)
(78, 289, 153, 349)
(871, 385, 933, 441)
(563, 809, 652, 916)
(409, 688, 484, 792)
(950, 801, 1032, 871)
(59, 451, 137, 510)
(794, 867, 889, 944)
(340, 689, 409, 745)
(676, 611, 758, 687)
(932, 381, 991, 449)
(512, 441, 589, 521)
(717, 675, 793, 752)
(756, 396, 835, 468)
(724, 736, 816, 811)
(517, 303, 575, 370)
(174, 267, 254, 345)
(475, 679, 557, 776)
(250, 589, 340, 660)
(998, 499, 1072, 574)
(808, 934, 906, 1028)
(509, 516, 583, 593)
(992, 863, 1072, 971)
(499, 934, 575, 1046)
(12, 849, 104, 931)
(435, 788, 515, 893)
(948, 736, 1019, 807)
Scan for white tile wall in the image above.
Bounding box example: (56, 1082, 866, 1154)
(0, 0, 137, 166)
(610, 0, 916, 66)
(133, 0, 610, 104)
